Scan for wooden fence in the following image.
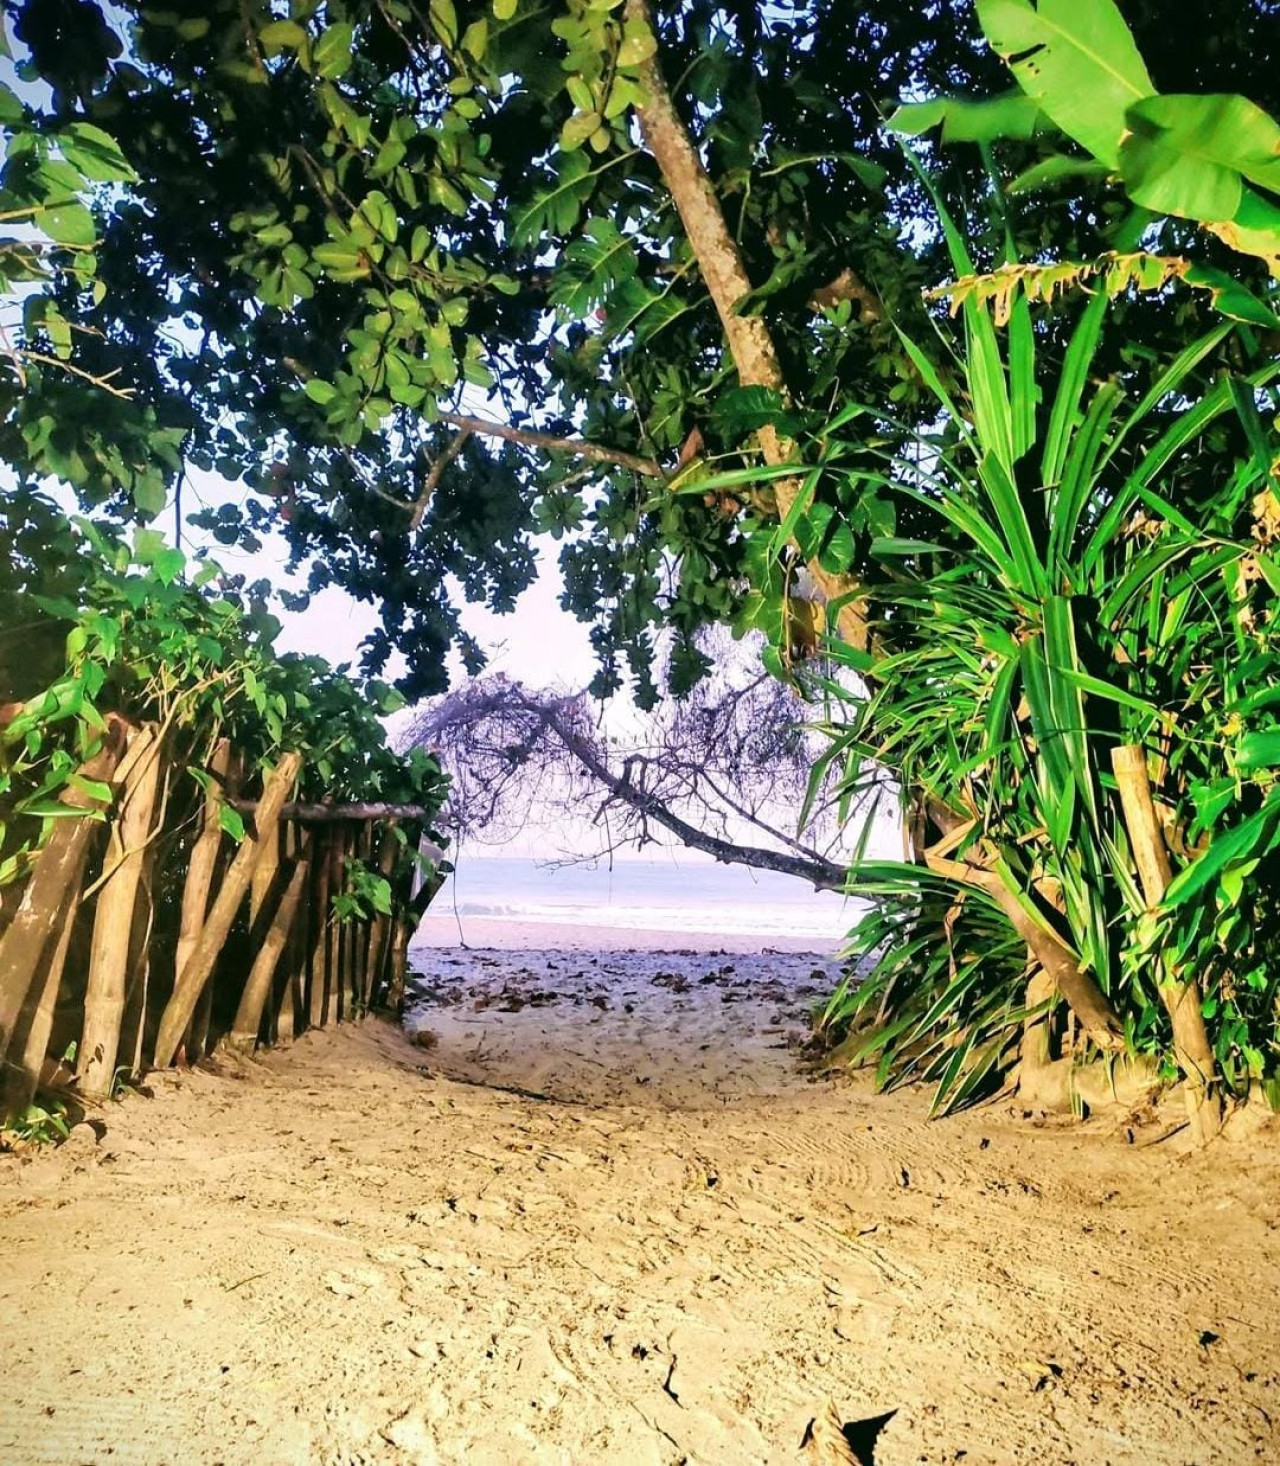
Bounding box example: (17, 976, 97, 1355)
(0, 717, 443, 1126)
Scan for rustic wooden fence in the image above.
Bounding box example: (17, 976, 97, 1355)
(0, 717, 443, 1127)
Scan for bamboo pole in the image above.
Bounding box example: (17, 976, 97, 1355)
(0, 724, 124, 1075)
(250, 806, 281, 928)
(226, 836, 311, 1055)
(1111, 744, 1221, 1139)
(78, 724, 165, 1100)
(178, 740, 234, 1062)
(153, 752, 302, 1067)
(118, 824, 158, 1079)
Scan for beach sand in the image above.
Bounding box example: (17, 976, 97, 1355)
(0, 930, 1277, 1465)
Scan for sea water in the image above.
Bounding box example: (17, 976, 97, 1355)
(422, 854, 863, 942)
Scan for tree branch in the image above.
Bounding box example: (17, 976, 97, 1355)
(437, 411, 662, 478)
(513, 688, 849, 892)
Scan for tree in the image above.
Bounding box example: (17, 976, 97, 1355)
(4, 0, 1278, 1118)
(19, 0, 1274, 698)
(411, 630, 870, 890)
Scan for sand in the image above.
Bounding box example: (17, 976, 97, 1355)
(1, 931, 1278, 1466)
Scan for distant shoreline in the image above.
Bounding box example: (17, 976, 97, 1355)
(411, 912, 845, 955)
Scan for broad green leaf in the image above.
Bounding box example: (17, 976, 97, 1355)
(890, 90, 1046, 144)
(1121, 95, 1280, 229)
(1237, 731, 1280, 772)
(975, 0, 1154, 168)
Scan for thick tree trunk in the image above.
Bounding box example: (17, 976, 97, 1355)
(0, 724, 124, 1077)
(153, 752, 302, 1067)
(1111, 744, 1221, 1139)
(79, 723, 165, 1100)
(624, 0, 869, 652)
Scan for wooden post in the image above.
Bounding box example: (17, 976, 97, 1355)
(365, 822, 399, 1008)
(354, 819, 374, 1012)
(78, 724, 166, 1100)
(179, 740, 234, 1063)
(225, 836, 311, 1055)
(1111, 744, 1221, 1139)
(307, 827, 334, 1029)
(0, 725, 124, 1081)
(273, 822, 302, 1044)
(153, 752, 302, 1067)
(1, 886, 81, 1119)
(324, 826, 346, 1025)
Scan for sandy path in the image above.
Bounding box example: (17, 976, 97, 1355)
(1, 942, 1277, 1466)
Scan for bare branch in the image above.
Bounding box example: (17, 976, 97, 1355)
(437, 411, 663, 479)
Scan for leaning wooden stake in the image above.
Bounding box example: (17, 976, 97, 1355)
(226, 837, 311, 1055)
(0, 723, 124, 1083)
(78, 724, 165, 1100)
(153, 752, 302, 1067)
(1111, 744, 1221, 1139)
(1, 884, 82, 1119)
(177, 739, 234, 1062)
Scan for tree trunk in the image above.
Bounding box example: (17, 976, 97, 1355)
(1111, 744, 1221, 1139)
(78, 723, 166, 1100)
(225, 839, 311, 1055)
(153, 752, 302, 1067)
(925, 852, 1125, 1052)
(0, 724, 124, 1075)
(624, 0, 869, 651)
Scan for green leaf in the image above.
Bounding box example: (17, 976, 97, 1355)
(314, 22, 355, 79)
(616, 17, 658, 68)
(890, 90, 1046, 144)
(1008, 154, 1110, 194)
(60, 123, 135, 183)
(304, 378, 339, 406)
(259, 19, 308, 51)
(1237, 731, 1280, 772)
(975, 0, 1154, 168)
(219, 804, 246, 842)
(42, 202, 95, 245)
(1121, 94, 1280, 229)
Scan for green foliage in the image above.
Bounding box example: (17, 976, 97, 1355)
(778, 263, 1280, 1107)
(0, 496, 448, 892)
(898, 0, 1280, 279)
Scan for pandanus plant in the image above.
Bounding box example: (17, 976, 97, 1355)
(807, 225, 1280, 1118)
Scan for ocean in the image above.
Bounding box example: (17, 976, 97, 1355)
(418, 853, 863, 943)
